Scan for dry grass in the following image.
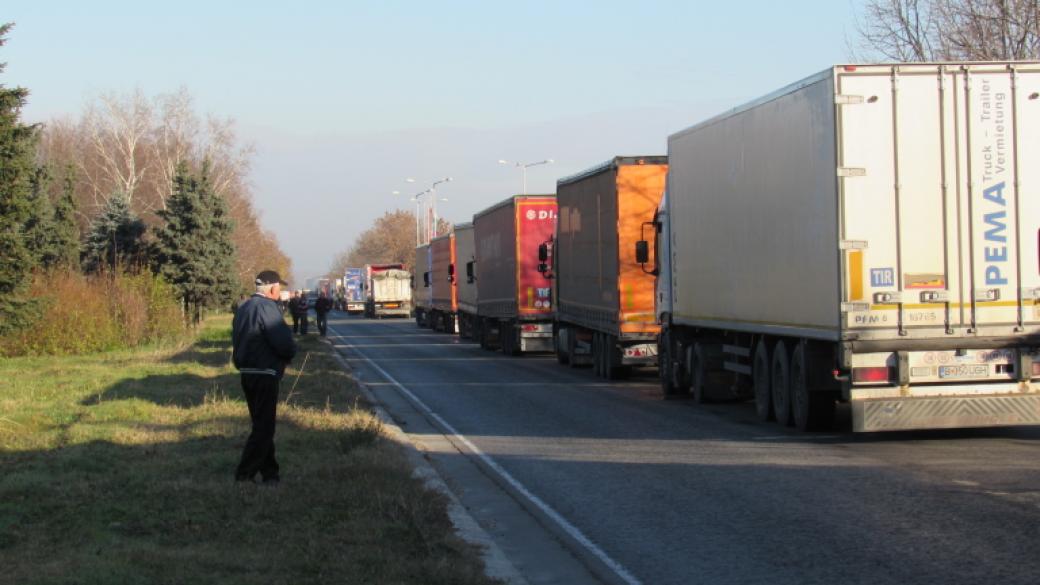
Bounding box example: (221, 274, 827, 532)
(0, 316, 499, 585)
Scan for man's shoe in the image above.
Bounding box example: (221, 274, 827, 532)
(261, 476, 280, 487)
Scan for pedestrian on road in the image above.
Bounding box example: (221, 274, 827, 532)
(314, 291, 333, 337)
(288, 291, 301, 333)
(291, 290, 310, 335)
(232, 270, 297, 485)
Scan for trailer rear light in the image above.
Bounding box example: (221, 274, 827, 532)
(852, 366, 893, 383)
(521, 324, 539, 332)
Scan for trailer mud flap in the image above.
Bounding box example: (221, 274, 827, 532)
(852, 393, 1040, 432)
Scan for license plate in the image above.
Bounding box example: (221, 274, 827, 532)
(384, 303, 399, 309)
(938, 364, 989, 379)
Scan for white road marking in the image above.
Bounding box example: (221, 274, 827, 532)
(331, 330, 644, 585)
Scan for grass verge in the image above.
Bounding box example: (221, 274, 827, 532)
(0, 315, 499, 585)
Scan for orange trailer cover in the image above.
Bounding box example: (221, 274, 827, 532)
(616, 164, 667, 335)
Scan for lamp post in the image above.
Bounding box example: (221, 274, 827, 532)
(498, 159, 554, 194)
(400, 177, 453, 245)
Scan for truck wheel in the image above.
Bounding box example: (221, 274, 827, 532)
(479, 319, 493, 351)
(555, 326, 570, 365)
(753, 339, 773, 420)
(659, 330, 683, 397)
(503, 322, 520, 356)
(604, 335, 625, 380)
(790, 343, 836, 431)
(592, 333, 603, 377)
(688, 343, 710, 404)
(771, 341, 793, 427)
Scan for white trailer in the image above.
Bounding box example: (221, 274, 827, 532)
(648, 62, 1040, 432)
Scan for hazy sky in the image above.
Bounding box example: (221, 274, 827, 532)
(5, 1, 864, 281)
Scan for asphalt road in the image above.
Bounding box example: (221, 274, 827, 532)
(327, 313, 1040, 585)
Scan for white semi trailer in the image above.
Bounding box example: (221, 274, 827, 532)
(644, 62, 1040, 432)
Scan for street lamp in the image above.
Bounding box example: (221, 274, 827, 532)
(498, 159, 554, 194)
(400, 177, 453, 245)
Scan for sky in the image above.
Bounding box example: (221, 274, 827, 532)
(5, 0, 865, 282)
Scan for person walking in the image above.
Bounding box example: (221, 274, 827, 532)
(288, 291, 302, 333)
(291, 290, 310, 335)
(314, 291, 333, 337)
(232, 270, 297, 485)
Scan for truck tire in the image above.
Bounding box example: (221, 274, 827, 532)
(771, 340, 793, 427)
(502, 321, 520, 356)
(592, 333, 604, 377)
(479, 318, 494, 351)
(790, 343, 837, 431)
(555, 326, 570, 365)
(603, 334, 626, 380)
(688, 343, 710, 404)
(753, 339, 773, 420)
(659, 330, 684, 397)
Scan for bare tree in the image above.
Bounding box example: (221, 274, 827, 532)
(854, 0, 1040, 61)
(80, 89, 154, 206)
(149, 87, 199, 211)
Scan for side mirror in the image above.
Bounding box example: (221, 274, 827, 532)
(538, 242, 548, 262)
(466, 261, 475, 283)
(635, 240, 649, 264)
(448, 264, 455, 276)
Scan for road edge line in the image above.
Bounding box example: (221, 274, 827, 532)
(320, 335, 529, 585)
(329, 329, 643, 585)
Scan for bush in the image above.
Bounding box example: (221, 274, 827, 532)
(0, 270, 187, 356)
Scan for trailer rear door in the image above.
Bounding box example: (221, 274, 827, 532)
(838, 63, 1040, 339)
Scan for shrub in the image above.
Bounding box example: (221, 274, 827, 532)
(0, 270, 188, 356)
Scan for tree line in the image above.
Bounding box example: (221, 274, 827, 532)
(325, 210, 452, 280)
(0, 23, 290, 340)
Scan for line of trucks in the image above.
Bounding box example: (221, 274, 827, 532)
(340, 264, 413, 318)
(395, 62, 1040, 433)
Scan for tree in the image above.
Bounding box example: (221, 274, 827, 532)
(855, 0, 1040, 61)
(153, 161, 238, 324)
(23, 166, 56, 268)
(83, 192, 147, 273)
(46, 166, 81, 268)
(0, 22, 41, 334)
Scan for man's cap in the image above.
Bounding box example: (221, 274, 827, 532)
(255, 270, 288, 286)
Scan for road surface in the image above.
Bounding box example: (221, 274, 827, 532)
(328, 314, 1040, 585)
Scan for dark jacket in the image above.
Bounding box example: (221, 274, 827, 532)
(233, 294, 298, 378)
(290, 296, 310, 317)
(314, 296, 333, 315)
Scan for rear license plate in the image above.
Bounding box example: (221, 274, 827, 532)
(938, 364, 989, 379)
(384, 303, 399, 309)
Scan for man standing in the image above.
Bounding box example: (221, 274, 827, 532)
(232, 270, 297, 485)
(291, 289, 310, 335)
(288, 291, 301, 333)
(314, 291, 333, 337)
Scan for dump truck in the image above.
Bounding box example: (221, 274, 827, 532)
(429, 232, 458, 332)
(363, 263, 412, 318)
(550, 156, 667, 379)
(455, 223, 479, 339)
(644, 62, 1040, 432)
(343, 268, 365, 314)
(473, 194, 557, 354)
(414, 244, 432, 327)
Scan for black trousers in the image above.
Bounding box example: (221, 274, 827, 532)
(316, 312, 328, 336)
(236, 374, 280, 481)
(295, 314, 309, 334)
(291, 314, 300, 333)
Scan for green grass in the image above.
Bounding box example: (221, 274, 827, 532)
(0, 316, 499, 585)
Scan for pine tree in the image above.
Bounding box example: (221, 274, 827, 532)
(154, 161, 208, 323)
(197, 159, 237, 308)
(154, 160, 239, 324)
(46, 165, 81, 268)
(0, 23, 41, 334)
(83, 193, 147, 273)
(23, 165, 56, 267)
